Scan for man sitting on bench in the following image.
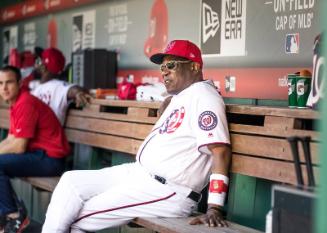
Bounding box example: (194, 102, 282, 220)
(42, 40, 231, 233)
(0, 66, 70, 233)
(30, 47, 91, 125)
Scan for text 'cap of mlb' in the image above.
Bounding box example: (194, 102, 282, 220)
(42, 48, 65, 75)
(150, 40, 203, 68)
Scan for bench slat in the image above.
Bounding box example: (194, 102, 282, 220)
(127, 107, 152, 117)
(65, 129, 142, 155)
(0, 119, 8, 129)
(0, 109, 9, 129)
(25, 154, 319, 196)
(0, 108, 9, 116)
(69, 109, 159, 124)
(91, 99, 161, 108)
(66, 115, 153, 140)
(0, 102, 9, 108)
(229, 123, 318, 141)
(231, 134, 319, 164)
(133, 217, 262, 233)
(22, 177, 60, 192)
(231, 154, 319, 185)
(227, 105, 319, 119)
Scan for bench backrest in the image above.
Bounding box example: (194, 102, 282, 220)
(0, 99, 319, 185)
(227, 105, 318, 185)
(65, 99, 158, 154)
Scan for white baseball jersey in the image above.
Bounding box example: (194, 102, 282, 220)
(136, 80, 230, 192)
(31, 79, 75, 125)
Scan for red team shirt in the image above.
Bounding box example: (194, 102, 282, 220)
(9, 91, 70, 158)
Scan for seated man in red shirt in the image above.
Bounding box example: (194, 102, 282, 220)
(0, 66, 70, 233)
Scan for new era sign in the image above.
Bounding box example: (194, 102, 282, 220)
(201, 0, 247, 56)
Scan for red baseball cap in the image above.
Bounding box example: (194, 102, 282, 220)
(41, 48, 65, 75)
(150, 40, 203, 67)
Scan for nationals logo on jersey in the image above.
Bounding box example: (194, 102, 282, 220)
(159, 107, 185, 134)
(198, 111, 218, 131)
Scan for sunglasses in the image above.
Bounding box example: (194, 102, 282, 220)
(160, 60, 191, 72)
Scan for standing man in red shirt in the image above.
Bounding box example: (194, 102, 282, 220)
(0, 66, 70, 233)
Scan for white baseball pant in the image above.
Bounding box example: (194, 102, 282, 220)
(42, 162, 197, 233)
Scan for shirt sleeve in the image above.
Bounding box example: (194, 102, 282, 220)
(12, 102, 38, 138)
(55, 81, 76, 106)
(191, 93, 230, 155)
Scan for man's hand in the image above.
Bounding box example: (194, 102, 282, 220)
(67, 86, 92, 108)
(0, 134, 28, 155)
(75, 91, 92, 108)
(189, 206, 228, 227)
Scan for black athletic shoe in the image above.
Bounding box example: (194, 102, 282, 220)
(4, 201, 30, 233)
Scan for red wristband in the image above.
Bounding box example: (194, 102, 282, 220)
(208, 174, 229, 206)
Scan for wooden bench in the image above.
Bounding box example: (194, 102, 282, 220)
(0, 99, 319, 232)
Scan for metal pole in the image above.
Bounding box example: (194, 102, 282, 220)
(300, 136, 315, 187)
(287, 136, 303, 186)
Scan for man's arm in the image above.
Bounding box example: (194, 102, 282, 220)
(189, 144, 231, 227)
(0, 134, 29, 154)
(67, 86, 92, 107)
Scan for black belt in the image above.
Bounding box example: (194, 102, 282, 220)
(154, 175, 201, 202)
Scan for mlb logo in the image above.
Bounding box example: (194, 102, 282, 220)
(285, 33, 300, 54)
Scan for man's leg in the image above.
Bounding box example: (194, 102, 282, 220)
(0, 171, 16, 216)
(0, 150, 64, 232)
(70, 168, 197, 233)
(0, 150, 63, 215)
(42, 163, 136, 233)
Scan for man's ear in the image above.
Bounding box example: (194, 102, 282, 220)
(39, 64, 47, 73)
(191, 63, 200, 73)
